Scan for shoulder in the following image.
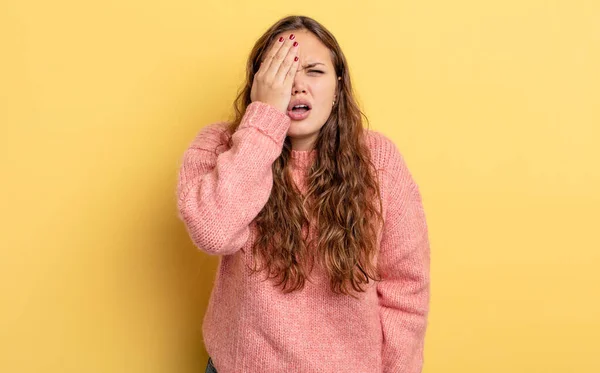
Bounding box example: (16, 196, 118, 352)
(364, 128, 425, 215)
(364, 128, 407, 174)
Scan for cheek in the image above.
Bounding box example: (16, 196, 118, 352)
(311, 82, 336, 107)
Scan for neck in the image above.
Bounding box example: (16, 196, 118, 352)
(290, 135, 317, 151)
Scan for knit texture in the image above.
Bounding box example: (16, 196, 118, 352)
(176, 101, 430, 373)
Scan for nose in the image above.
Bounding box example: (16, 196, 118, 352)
(292, 68, 307, 95)
(292, 78, 307, 95)
(292, 87, 306, 95)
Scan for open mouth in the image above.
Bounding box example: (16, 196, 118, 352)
(291, 104, 310, 113)
(287, 105, 312, 120)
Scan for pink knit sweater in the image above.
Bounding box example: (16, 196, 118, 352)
(176, 101, 430, 373)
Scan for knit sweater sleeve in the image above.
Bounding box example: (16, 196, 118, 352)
(377, 141, 431, 373)
(176, 101, 291, 255)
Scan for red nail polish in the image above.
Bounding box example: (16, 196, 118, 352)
(278, 36, 284, 42)
(289, 34, 295, 40)
(293, 41, 298, 47)
(294, 56, 298, 61)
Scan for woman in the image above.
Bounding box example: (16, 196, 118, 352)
(177, 15, 430, 373)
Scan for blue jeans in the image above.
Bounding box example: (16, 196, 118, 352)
(205, 357, 217, 373)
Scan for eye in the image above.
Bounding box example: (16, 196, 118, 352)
(308, 70, 324, 74)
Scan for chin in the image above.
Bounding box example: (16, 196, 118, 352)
(287, 121, 318, 139)
(289, 121, 315, 134)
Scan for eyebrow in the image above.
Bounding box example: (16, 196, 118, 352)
(301, 62, 326, 69)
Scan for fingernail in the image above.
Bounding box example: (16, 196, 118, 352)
(294, 56, 298, 61)
(293, 41, 298, 47)
(278, 36, 284, 42)
(289, 34, 295, 40)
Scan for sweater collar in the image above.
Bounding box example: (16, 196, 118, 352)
(290, 148, 317, 170)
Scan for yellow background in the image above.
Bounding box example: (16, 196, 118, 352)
(1, 1, 598, 372)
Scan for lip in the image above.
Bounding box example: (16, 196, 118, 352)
(287, 99, 313, 112)
(287, 108, 311, 121)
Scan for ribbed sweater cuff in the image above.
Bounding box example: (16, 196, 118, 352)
(238, 101, 291, 145)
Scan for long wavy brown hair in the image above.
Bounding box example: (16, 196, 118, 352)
(221, 15, 385, 298)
